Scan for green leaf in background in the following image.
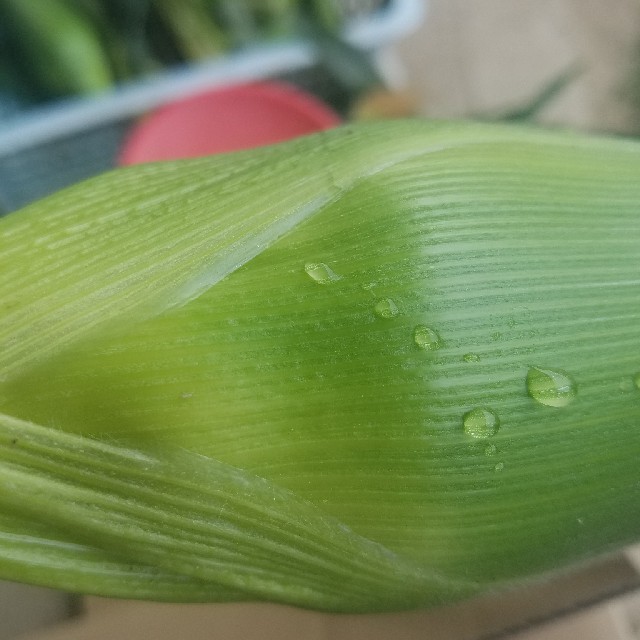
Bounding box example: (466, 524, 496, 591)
(0, 0, 113, 99)
(0, 120, 638, 611)
(153, 0, 227, 60)
(0, 0, 367, 106)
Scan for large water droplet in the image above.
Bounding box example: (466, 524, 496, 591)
(304, 262, 341, 284)
(463, 353, 480, 363)
(463, 407, 499, 439)
(526, 367, 577, 407)
(414, 325, 441, 350)
(374, 298, 399, 319)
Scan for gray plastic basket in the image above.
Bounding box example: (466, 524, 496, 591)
(0, 0, 425, 213)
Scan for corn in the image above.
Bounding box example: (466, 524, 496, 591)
(0, 120, 638, 611)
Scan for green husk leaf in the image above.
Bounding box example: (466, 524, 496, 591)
(0, 411, 469, 611)
(0, 120, 639, 611)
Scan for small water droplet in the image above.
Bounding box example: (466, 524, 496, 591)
(619, 379, 633, 393)
(463, 407, 499, 439)
(181, 392, 193, 399)
(374, 298, 399, 319)
(526, 367, 577, 407)
(463, 353, 480, 363)
(494, 462, 505, 472)
(484, 444, 497, 456)
(634, 372, 640, 390)
(413, 325, 441, 350)
(304, 262, 341, 284)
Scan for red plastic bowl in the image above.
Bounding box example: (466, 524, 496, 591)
(118, 81, 341, 165)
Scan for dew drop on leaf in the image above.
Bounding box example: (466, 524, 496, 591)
(304, 262, 341, 284)
(374, 298, 399, 319)
(526, 367, 577, 407)
(463, 407, 499, 439)
(413, 325, 441, 350)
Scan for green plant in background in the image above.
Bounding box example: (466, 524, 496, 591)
(0, 120, 638, 611)
(0, 0, 370, 106)
(0, 0, 113, 100)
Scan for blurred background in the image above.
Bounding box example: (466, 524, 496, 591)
(1, 1, 640, 638)
(2, 0, 640, 212)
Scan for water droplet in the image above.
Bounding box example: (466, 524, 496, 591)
(463, 407, 499, 439)
(304, 262, 341, 284)
(484, 444, 497, 456)
(463, 353, 480, 363)
(526, 367, 577, 408)
(413, 325, 441, 350)
(181, 392, 193, 399)
(634, 372, 640, 390)
(619, 379, 633, 393)
(374, 298, 399, 319)
(494, 462, 505, 472)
